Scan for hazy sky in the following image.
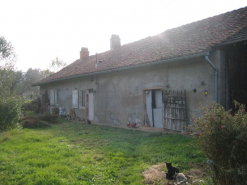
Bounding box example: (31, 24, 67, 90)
(1, 0, 246, 72)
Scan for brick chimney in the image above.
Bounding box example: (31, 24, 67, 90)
(110, 34, 121, 50)
(80, 47, 89, 59)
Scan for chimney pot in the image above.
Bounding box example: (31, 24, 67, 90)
(80, 47, 89, 59)
(110, 34, 121, 50)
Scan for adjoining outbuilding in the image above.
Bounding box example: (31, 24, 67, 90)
(34, 6, 247, 131)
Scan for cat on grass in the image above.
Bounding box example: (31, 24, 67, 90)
(166, 163, 188, 185)
(166, 162, 179, 180)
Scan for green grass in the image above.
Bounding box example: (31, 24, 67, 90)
(0, 121, 205, 184)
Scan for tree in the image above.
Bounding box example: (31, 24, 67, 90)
(10, 70, 23, 95)
(0, 37, 54, 98)
(14, 68, 54, 98)
(40, 69, 54, 79)
(0, 36, 16, 97)
(50, 57, 67, 72)
(23, 68, 41, 98)
(0, 36, 15, 61)
(0, 37, 21, 130)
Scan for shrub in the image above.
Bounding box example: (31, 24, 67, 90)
(40, 113, 58, 123)
(20, 114, 58, 128)
(0, 96, 22, 130)
(21, 118, 50, 128)
(22, 98, 41, 113)
(22, 99, 33, 111)
(194, 102, 247, 185)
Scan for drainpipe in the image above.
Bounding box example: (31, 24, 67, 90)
(205, 52, 218, 103)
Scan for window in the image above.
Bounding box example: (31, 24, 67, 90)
(81, 90, 85, 107)
(50, 89, 59, 105)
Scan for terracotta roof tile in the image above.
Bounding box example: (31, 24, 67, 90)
(37, 6, 247, 85)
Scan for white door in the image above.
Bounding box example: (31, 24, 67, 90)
(145, 90, 154, 127)
(153, 90, 163, 128)
(50, 90, 55, 106)
(88, 91, 94, 120)
(72, 90, 79, 108)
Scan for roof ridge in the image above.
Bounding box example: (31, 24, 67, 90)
(85, 6, 247, 58)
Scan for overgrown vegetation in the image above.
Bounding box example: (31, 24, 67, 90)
(194, 102, 247, 185)
(0, 121, 205, 184)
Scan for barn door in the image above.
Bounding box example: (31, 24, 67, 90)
(88, 89, 94, 120)
(163, 90, 187, 131)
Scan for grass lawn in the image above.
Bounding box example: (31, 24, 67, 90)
(0, 121, 205, 185)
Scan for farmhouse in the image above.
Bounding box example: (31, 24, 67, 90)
(34, 6, 247, 131)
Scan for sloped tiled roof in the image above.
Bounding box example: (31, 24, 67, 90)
(221, 26, 247, 45)
(36, 6, 247, 85)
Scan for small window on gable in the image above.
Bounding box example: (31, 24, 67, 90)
(72, 90, 79, 108)
(81, 90, 85, 107)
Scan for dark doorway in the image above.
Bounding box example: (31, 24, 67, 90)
(226, 41, 247, 110)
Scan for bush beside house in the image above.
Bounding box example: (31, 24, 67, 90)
(195, 102, 247, 185)
(0, 96, 22, 130)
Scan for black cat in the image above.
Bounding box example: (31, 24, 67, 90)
(165, 162, 179, 180)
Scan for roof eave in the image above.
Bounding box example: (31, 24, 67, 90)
(33, 51, 209, 86)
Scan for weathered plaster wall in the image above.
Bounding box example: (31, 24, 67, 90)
(40, 50, 225, 126)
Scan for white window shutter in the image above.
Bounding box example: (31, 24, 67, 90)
(72, 90, 79, 108)
(50, 90, 55, 105)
